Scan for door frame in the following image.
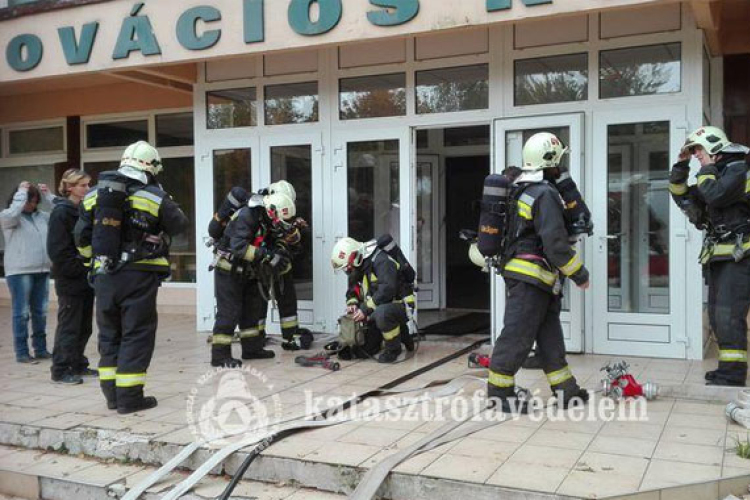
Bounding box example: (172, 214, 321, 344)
(329, 126, 413, 331)
(259, 133, 325, 333)
(492, 112, 586, 353)
(591, 105, 689, 358)
(195, 137, 261, 331)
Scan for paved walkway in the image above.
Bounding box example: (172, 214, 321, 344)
(1, 308, 750, 499)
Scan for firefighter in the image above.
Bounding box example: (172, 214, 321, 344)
(75, 141, 188, 414)
(262, 181, 313, 351)
(209, 192, 296, 366)
(670, 126, 750, 387)
(487, 132, 590, 413)
(330, 236, 410, 363)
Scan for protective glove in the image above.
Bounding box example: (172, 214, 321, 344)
(669, 161, 690, 185)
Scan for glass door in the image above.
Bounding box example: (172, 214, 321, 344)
(591, 107, 687, 358)
(196, 138, 260, 331)
(259, 134, 325, 334)
(330, 128, 413, 329)
(493, 114, 585, 352)
(415, 154, 440, 309)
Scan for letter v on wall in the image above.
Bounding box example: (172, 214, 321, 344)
(58, 22, 99, 65)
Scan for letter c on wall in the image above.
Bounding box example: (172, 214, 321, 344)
(177, 6, 222, 50)
(6, 34, 43, 72)
(288, 0, 342, 36)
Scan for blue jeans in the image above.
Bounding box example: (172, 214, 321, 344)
(6, 273, 49, 359)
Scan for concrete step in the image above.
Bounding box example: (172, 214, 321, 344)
(0, 445, 345, 500)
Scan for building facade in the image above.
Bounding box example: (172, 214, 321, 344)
(1, 0, 747, 360)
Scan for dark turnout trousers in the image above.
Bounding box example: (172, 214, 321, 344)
(370, 302, 408, 353)
(94, 270, 159, 409)
(488, 279, 580, 399)
(51, 291, 94, 379)
(211, 270, 266, 362)
(708, 258, 750, 383)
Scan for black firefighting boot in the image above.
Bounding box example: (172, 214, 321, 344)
(558, 387, 590, 409)
(116, 386, 158, 415)
(211, 345, 242, 368)
(487, 384, 529, 414)
(378, 346, 402, 364)
(299, 329, 314, 350)
(241, 337, 276, 360)
(706, 361, 747, 387)
(100, 380, 117, 410)
(400, 323, 415, 352)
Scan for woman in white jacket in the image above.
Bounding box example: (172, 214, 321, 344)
(1, 181, 55, 363)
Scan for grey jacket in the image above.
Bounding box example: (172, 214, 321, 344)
(0, 187, 55, 276)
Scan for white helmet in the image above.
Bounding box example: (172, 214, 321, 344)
(682, 126, 731, 156)
(331, 237, 364, 273)
(468, 243, 488, 272)
(522, 132, 568, 171)
(120, 141, 162, 175)
(268, 180, 296, 203)
(263, 192, 296, 221)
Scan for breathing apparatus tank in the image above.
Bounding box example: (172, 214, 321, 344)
(477, 173, 513, 258)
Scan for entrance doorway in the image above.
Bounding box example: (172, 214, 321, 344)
(415, 125, 491, 334)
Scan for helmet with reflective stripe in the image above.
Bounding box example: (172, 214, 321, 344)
(331, 237, 364, 273)
(268, 180, 296, 203)
(522, 132, 568, 171)
(682, 126, 730, 156)
(120, 141, 162, 175)
(263, 192, 296, 221)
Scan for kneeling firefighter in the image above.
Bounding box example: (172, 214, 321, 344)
(670, 126, 750, 386)
(209, 192, 296, 367)
(486, 132, 590, 413)
(330, 236, 414, 363)
(75, 141, 188, 414)
(260, 181, 313, 351)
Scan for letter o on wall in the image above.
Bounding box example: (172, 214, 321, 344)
(288, 0, 342, 36)
(6, 34, 43, 72)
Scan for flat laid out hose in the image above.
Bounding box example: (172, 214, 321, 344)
(123, 338, 488, 500)
(216, 337, 490, 500)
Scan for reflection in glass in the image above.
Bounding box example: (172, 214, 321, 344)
(607, 121, 670, 313)
(87, 120, 148, 149)
(156, 112, 194, 147)
(444, 125, 490, 147)
(207, 88, 257, 129)
(340, 73, 406, 120)
(515, 53, 588, 106)
(213, 149, 252, 213)
(159, 157, 196, 283)
(416, 160, 433, 283)
(264, 82, 319, 125)
(271, 145, 313, 301)
(9, 127, 64, 154)
(600, 43, 681, 99)
(347, 140, 400, 243)
(0, 165, 56, 277)
(416, 64, 489, 114)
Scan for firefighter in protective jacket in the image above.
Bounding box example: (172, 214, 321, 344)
(209, 192, 296, 366)
(487, 132, 590, 413)
(260, 181, 313, 351)
(331, 237, 411, 363)
(75, 141, 188, 414)
(670, 126, 750, 386)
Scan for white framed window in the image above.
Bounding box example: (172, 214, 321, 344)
(4, 121, 65, 157)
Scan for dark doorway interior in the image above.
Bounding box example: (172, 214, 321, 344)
(445, 155, 491, 310)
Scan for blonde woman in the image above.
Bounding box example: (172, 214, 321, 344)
(48, 169, 95, 384)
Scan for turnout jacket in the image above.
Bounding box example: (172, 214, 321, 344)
(47, 198, 90, 296)
(346, 249, 402, 313)
(75, 170, 188, 275)
(670, 154, 750, 264)
(502, 181, 589, 293)
(226, 204, 270, 266)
